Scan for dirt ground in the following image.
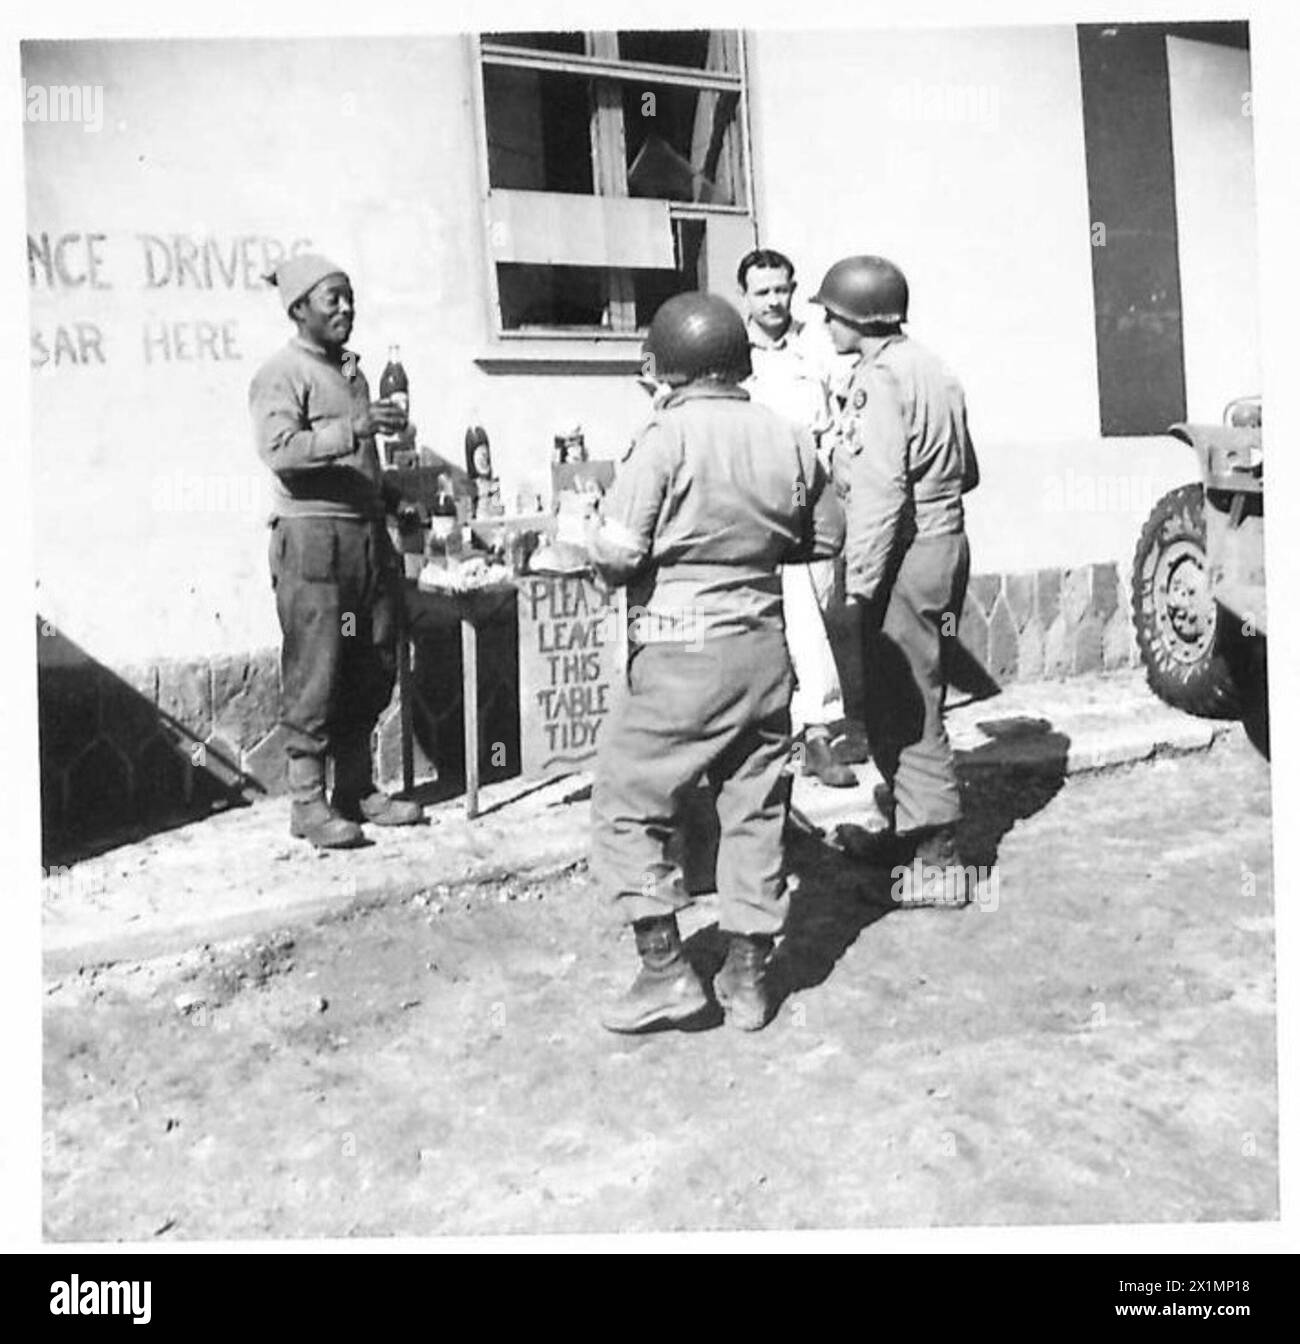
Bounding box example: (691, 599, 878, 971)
(43, 732, 1276, 1240)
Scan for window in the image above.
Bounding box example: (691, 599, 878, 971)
(474, 30, 756, 340)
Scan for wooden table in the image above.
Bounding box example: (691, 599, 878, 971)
(399, 579, 518, 819)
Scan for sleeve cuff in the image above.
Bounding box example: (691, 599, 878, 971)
(588, 517, 647, 577)
(317, 419, 354, 460)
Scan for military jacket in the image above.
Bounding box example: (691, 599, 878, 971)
(588, 383, 845, 643)
(830, 334, 978, 602)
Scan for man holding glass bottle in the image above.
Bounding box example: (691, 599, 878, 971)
(249, 253, 423, 849)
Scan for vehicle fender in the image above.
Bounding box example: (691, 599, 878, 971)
(1166, 422, 1261, 494)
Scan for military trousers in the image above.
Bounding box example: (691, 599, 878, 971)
(269, 515, 400, 798)
(860, 531, 970, 835)
(592, 628, 795, 937)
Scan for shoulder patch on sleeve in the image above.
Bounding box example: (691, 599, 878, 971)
(851, 388, 868, 410)
(863, 359, 906, 405)
(620, 412, 670, 464)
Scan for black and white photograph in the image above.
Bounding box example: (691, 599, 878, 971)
(8, 0, 1299, 1260)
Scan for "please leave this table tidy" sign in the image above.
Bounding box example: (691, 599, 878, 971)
(517, 575, 627, 778)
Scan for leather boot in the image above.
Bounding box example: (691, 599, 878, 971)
(892, 824, 971, 907)
(839, 824, 911, 868)
(801, 732, 858, 788)
(601, 915, 708, 1034)
(289, 796, 366, 849)
(287, 754, 364, 847)
(331, 736, 423, 826)
(348, 792, 424, 826)
(714, 932, 776, 1031)
(830, 727, 871, 765)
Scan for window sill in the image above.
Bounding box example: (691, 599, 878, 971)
(474, 338, 646, 375)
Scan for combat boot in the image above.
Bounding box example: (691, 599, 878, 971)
(287, 754, 364, 849)
(830, 729, 871, 765)
(714, 932, 776, 1032)
(601, 915, 708, 1034)
(838, 824, 911, 867)
(341, 791, 424, 826)
(289, 797, 365, 850)
(331, 736, 423, 826)
(801, 732, 858, 788)
(891, 824, 971, 908)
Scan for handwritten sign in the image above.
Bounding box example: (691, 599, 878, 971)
(517, 575, 625, 778)
(27, 228, 311, 371)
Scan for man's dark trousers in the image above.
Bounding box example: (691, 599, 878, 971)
(269, 515, 400, 800)
(860, 532, 970, 836)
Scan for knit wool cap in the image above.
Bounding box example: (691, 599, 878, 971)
(266, 253, 348, 311)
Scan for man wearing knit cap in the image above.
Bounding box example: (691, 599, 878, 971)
(249, 253, 423, 848)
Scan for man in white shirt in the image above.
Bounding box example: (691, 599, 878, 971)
(738, 248, 860, 788)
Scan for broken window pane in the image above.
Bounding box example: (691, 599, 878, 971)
(484, 66, 594, 195)
(497, 264, 609, 330)
(617, 31, 718, 69)
(479, 32, 749, 334)
(632, 218, 705, 326)
(484, 31, 586, 55)
(496, 219, 704, 331)
(624, 82, 744, 206)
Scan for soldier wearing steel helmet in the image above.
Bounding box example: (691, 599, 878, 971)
(811, 256, 980, 904)
(587, 291, 845, 1034)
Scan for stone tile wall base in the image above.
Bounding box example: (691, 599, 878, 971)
(39, 562, 1145, 848)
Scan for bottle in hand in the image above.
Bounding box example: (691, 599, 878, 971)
(379, 346, 409, 415)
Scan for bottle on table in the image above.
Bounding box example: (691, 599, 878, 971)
(553, 422, 587, 464)
(427, 473, 459, 561)
(465, 425, 492, 480)
(465, 425, 504, 519)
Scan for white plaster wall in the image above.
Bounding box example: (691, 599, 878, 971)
(25, 37, 650, 665)
(1167, 36, 1262, 422)
(26, 31, 1256, 668)
(964, 434, 1206, 576)
(750, 25, 1213, 576)
(748, 24, 1102, 447)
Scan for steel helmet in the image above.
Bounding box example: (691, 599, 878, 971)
(643, 292, 752, 386)
(811, 256, 909, 326)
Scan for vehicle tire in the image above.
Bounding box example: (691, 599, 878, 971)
(1227, 631, 1269, 759)
(1132, 483, 1241, 717)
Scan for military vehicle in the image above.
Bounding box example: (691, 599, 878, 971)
(1132, 396, 1267, 747)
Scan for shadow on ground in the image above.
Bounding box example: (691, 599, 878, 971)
(958, 718, 1071, 870)
(39, 621, 254, 869)
(675, 718, 1071, 1026)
